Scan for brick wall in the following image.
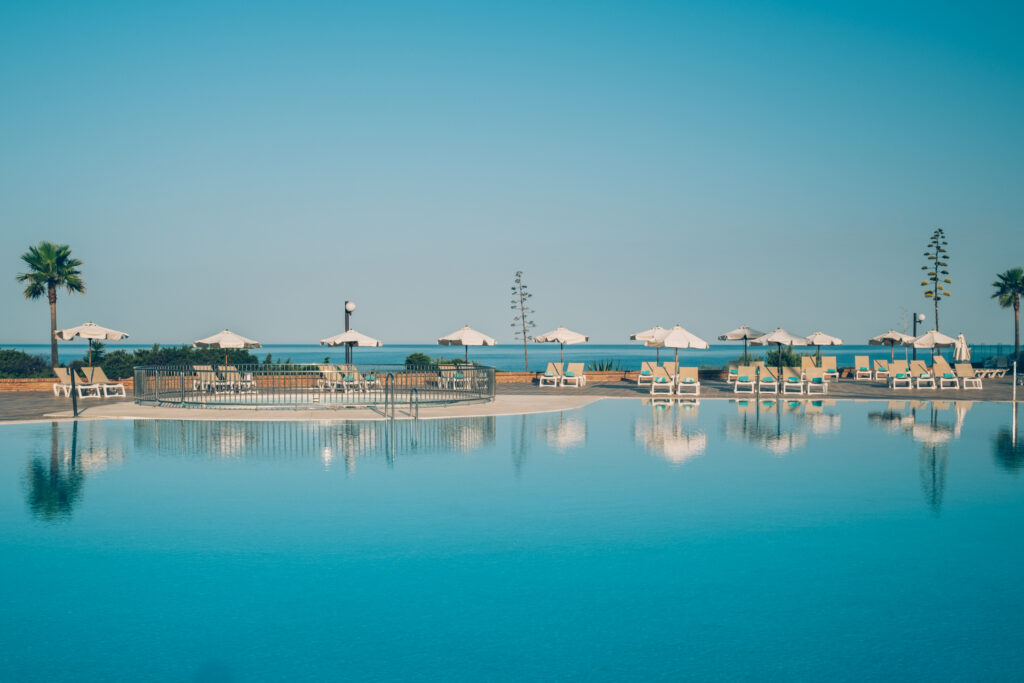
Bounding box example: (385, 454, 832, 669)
(0, 378, 135, 393)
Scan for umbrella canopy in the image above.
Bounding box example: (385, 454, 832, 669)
(55, 321, 130, 365)
(954, 334, 971, 362)
(906, 329, 957, 361)
(751, 328, 808, 381)
(631, 325, 668, 363)
(804, 331, 843, 366)
(533, 327, 589, 362)
(319, 330, 383, 347)
(718, 325, 764, 363)
(438, 325, 496, 361)
(194, 329, 262, 363)
(869, 330, 916, 362)
(652, 325, 710, 366)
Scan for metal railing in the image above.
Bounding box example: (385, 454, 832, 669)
(134, 363, 495, 409)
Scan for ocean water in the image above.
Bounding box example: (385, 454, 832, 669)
(3, 342, 952, 372)
(1, 400, 1022, 681)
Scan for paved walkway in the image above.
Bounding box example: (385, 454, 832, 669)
(0, 377, 1018, 423)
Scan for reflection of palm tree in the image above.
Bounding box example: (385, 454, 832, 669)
(993, 404, 1023, 472)
(25, 422, 84, 521)
(919, 444, 948, 515)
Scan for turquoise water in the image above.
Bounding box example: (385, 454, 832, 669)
(2, 400, 1023, 681)
(4, 342, 955, 372)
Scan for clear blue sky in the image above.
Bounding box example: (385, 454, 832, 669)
(1, 1, 1021, 345)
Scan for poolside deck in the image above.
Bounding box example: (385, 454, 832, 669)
(0, 377, 1018, 423)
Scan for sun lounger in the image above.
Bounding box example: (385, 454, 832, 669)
(854, 356, 872, 381)
(83, 366, 127, 397)
(758, 366, 778, 394)
(662, 362, 678, 381)
(637, 361, 657, 386)
(562, 363, 586, 387)
(318, 364, 346, 391)
(781, 367, 804, 394)
(726, 365, 739, 383)
(219, 365, 256, 392)
(821, 356, 839, 382)
(888, 360, 911, 389)
(805, 366, 828, 394)
(436, 364, 468, 391)
(675, 367, 700, 395)
(734, 365, 755, 394)
(52, 367, 72, 396)
(954, 363, 982, 390)
(193, 364, 231, 393)
(539, 362, 563, 387)
(800, 356, 817, 379)
(909, 360, 935, 389)
(53, 367, 102, 398)
(650, 365, 674, 395)
(873, 360, 889, 381)
(932, 358, 959, 390)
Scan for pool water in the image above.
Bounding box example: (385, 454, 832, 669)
(1, 399, 1023, 681)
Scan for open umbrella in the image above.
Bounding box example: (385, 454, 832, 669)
(718, 325, 764, 363)
(869, 330, 915, 363)
(652, 325, 710, 366)
(194, 329, 262, 364)
(905, 330, 956, 361)
(55, 321, 130, 365)
(533, 327, 588, 363)
(319, 330, 382, 363)
(803, 331, 843, 366)
(953, 334, 971, 362)
(751, 328, 808, 382)
(631, 326, 668, 363)
(438, 325, 496, 362)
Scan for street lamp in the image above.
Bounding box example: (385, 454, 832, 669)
(912, 312, 925, 360)
(344, 301, 356, 364)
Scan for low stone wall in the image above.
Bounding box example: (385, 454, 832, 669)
(0, 377, 135, 393)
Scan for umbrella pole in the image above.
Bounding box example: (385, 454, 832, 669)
(224, 350, 228, 364)
(560, 343, 564, 364)
(465, 345, 468, 362)
(656, 348, 660, 364)
(743, 338, 748, 363)
(674, 348, 679, 367)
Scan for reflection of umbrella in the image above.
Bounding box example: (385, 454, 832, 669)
(631, 326, 667, 363)
(544, 413, 586, 451)
(648, 325, 710, 366)
(953, 334, 971, 362)
(55, 321, 130, 365)
(751, 328, 808, 382)
(319, 329, 382, 363)
(718, 325, 764, 363)
(869, 330, 915, 362)
(194, 329, 262, 364)
(905, 330, 956, 360)
(438, 325, 496, 362)
(804, 331, 843, 365)
(533, 327, 588, 363)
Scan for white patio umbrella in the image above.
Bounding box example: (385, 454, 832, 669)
(718, 325, 765, 363)
(631, 326, 668, 363)
(194, 329, 262, 364)
(653, 325, 710, 366)
(751, 328, 808, 382)
(869, 330, 916, 362)
(953, 333, 971, 362)
(905, 329, 956, 360)
(55, 321, 130, 365)
(319, 329, 382, 363)
(804, 331, 843, 365)
(533, 327, 589, 363)
(438, 325, 496, 362)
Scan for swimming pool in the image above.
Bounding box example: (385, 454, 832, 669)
(2, 399, 1022, 680)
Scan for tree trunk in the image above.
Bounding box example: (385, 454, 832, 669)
(934, 297, 940, 333)
(1015, 297, 1020, 358)
(48, 285, 58, 368)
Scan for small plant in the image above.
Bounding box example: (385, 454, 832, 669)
(765, 345, 803, 368)
(405, 352, 433, 366)
(586, 359, 624, 371)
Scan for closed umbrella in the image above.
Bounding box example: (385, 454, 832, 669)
(953, 334, 971, 362)
(751, 328, 808, 382)
(869, 330, 915, 363)
(804, 331, 843, 366)
(438, 325, 496, 362)
(654, 325, 710, 367)
(319, 330, 382, 363)
(194, 329, 262, 364)
(718, 325, 764, 363)
(533, 327, 588, 363)
(631, 326, 667, 363)
(55, 321, 130, 365)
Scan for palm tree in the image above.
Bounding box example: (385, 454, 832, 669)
(991, 267, 1024, 358)
(15, 242, 85, 367)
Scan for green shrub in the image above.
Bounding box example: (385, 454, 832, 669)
(405, 352, 433, 366)
(0, 349, 54, 378)
(99, 345, 260, 379)
(586, 359, 624, 371)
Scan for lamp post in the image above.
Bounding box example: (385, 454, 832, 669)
(912, 312, 925, 360)
(344, 301, 356, 364)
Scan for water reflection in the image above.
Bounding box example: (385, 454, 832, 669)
(993, 403, 1023, 472)
(635, 399, 707, 465)
(723, 399, 814, 455)
(537, 411, 587, 453)
(24, 422, 84, 521)
(132, 417, 497, 472)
